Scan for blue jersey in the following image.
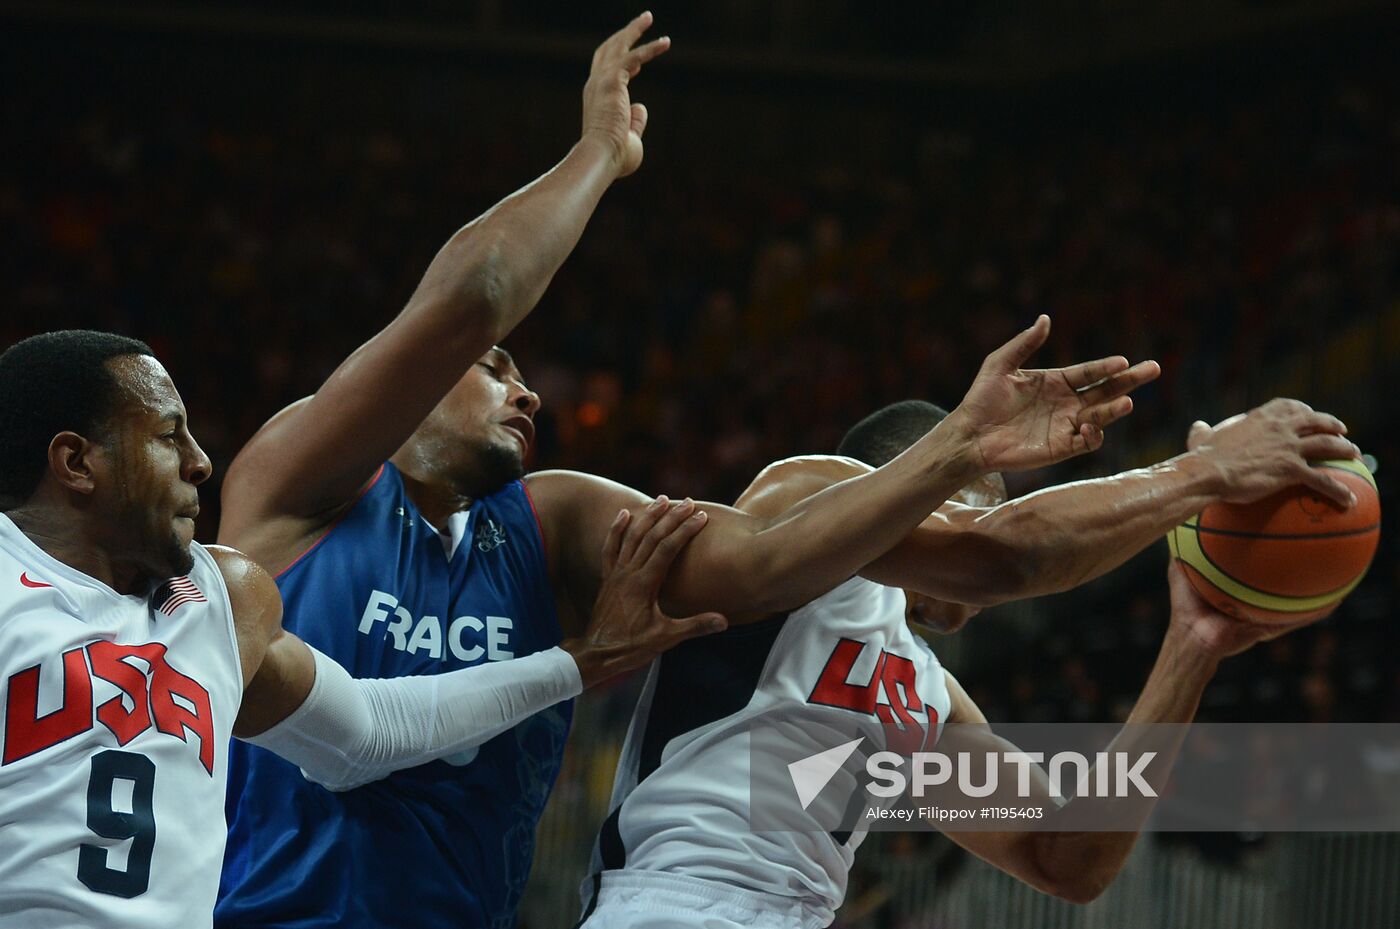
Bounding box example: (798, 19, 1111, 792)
(216, 463, 571, 929)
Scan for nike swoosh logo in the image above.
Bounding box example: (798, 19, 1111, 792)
(19, 572, 52, 589)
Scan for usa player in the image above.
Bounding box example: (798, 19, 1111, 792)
(575, 399, 1357, 926)
(0, 330, 721, 929)
(212, 12, 1163, 929)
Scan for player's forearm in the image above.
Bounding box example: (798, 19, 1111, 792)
(404, 134, 622, 346)
(978, 451, 1226, 602)
(707, 416, 985, 613)
(244, 646, 583, 791)
(1028, 627, 1216, 902)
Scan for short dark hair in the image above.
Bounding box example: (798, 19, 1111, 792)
(0, 330, 154, 505)
(835, 399, 950, 467)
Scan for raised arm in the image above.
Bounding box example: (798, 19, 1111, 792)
(531, 317, 1157, 619)
(938, 562, 1310, 903)
(734, 398, 1358, 609)
(220, 14, 668, 539)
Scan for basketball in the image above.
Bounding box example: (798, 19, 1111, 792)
(1167, 458, 1380, 624)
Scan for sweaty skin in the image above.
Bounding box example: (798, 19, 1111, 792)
(728, 395, 1358, 628)
(719, 402, 1353, 903)
(935, 563, 1313, 903)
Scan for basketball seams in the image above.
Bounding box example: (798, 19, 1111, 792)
(1169, 522, 1371, 613)
(1313, 458, 1377, 489)
(1196, 468, 1378, 537)
(1194, 522, 1380, 541)
(1166, 457, 1381, 620)
(1176, 560, 1338, 625)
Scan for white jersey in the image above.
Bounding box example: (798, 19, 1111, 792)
(0, 515, 242, 929)
(581, 576, 951, 920)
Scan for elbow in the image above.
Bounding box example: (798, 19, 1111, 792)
(1036, 833, 1120, 901)
(1047, 875, 1110, 906)
(460, 249, 513, 335)
(1029, 834, 1117, 905)
(419, 231, 516, 340)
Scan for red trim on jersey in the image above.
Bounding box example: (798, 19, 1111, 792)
(274, 464, 386, 580)
(520, 479, 551, 572)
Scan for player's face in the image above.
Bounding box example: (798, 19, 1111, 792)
(92, 356, 212, 580)
(415, 347, 541, 494)
(904, 473, 1010, 636)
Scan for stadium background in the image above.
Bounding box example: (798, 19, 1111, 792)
(2, 1, 1398, 925)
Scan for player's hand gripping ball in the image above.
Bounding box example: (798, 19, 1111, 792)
(1168, 459, 1380, 624)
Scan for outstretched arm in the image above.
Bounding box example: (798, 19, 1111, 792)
(220, 503, 724, 789)
(733, 398, 1358, 609)
(533, 317, 1157, 619)
(220, 14, 668, 544)
(940, 563, 1310, 903)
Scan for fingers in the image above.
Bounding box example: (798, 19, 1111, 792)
(624, 36, 671, 77)
(620, 9, 655, 47)
(1165, 559, 1190, 596)
(1073, 359, 1160, 404)
(634, 509, 708, 589)
(630, 102, 649, 138)
(1298, 466, 1358, 509)
(1186, 420, 1211, 451)
(1069, 422, 1104, 456)
(663, 611, 729, 646)
(629, 498, 698, 568)
(601, 508, 630, 574)
(1058, 355, 1131, 391)
(1295, 410, 1348, 437)
(983, 315, 1050, 374)
(1076, 394, 1134, 433)
(1164, 558, 1213, 613)
(603, 10, 653, 58)
(1297, 433, 1361, 462)
(596, 11, 665, 71)
(617, 495, 668, 566)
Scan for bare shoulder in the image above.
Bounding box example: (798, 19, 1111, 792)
(206, 545, 283, 643)
(734, 455, 870, 516)
(524, 469, 650, 525)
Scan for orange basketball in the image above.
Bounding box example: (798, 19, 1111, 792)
(1167, 459, 1380, 624)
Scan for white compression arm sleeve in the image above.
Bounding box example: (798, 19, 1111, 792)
(245, 645, 583, 791)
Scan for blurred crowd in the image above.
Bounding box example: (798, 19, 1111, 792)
(4, 36, 1399, 924)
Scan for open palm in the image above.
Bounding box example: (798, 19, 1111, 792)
(956, 316, 1160, 473)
